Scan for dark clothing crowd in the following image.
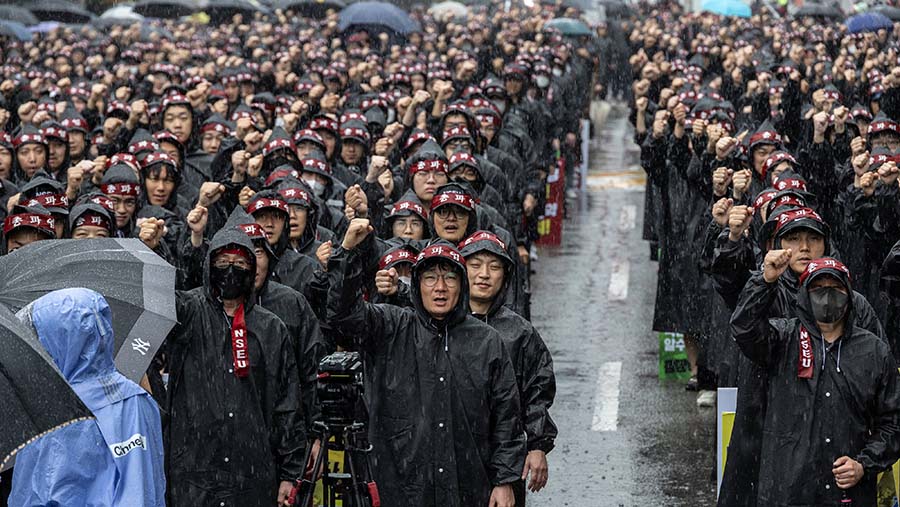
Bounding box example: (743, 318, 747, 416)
(0, 0, 613, 505)
(630, 3, 900, 506)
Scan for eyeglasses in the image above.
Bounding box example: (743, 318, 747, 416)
(421, 271, 460, 288)
(435, 205, 465, 219)
(445, 139, 471, 151)
(213, 258, 252, 270)
(110, 196, 137, 209)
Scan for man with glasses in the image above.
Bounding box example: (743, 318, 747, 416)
(430, 182, 478, 244)
(327, 217, 525, 507)
(165, 216, 306, 507)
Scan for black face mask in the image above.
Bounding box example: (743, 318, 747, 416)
(209, 264, 254, 299)
(809, 286, 849, 324)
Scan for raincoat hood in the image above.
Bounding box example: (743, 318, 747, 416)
(28, 288, 117, 385)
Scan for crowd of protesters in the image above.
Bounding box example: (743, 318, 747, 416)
(630, 2, 900, 505)
(0, 0, 621, 505)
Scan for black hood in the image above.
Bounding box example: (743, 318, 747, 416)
(204, 210, 258, 307)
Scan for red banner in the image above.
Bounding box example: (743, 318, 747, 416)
(537, 156, 566, 246)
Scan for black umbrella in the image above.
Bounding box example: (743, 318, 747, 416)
(28, 0, 95, 23)
(203, 0, 269, 23)
(0, 4, 38, 25)
(597, 0, 634, 19)
(134, 0, 195, 19)
(339, 1, 419, 35)
(870, 4, 900, 21)
(0, 239, 176, 383)
(794, 2, 842, 19)
(276, 0, 345, 18)
(0, 302, 93, 470)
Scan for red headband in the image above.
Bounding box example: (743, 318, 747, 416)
(215, 246, 251, 261)
(379, 248, 415, 270)
(460, 230, 506, 250)
(390, 200, 427, 219)
(238, 223, 267, 241)
(415, 243, 465, 267)
(868, 119, 899, 134)
(799, 257, 851, 286)
(773, 207, 824, 235)
(749, 130, 782, 146)
(753, 191, 778, 211)
(247, 197, 289, 215)
(767, 195, 806, 213)
(3, 213, 55, 234)
(431, 191, 475, 211)
(300, 158, 330, 174)
(409, 158, 448, 175)
(24, 194, 69, 210)
(278, 187, 311, 204)
(103, 183, 141, 197)
(74, 212, 110, 230)
(773, 177, 808, 192)
(128, 140, 160, 154)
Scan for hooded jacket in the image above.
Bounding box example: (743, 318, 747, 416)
(731, 268, 900, 506)
(165, 224, 306, 507)
(11, 288, 166, 507)
(461, 234, 557, 454)
(326, 238, 526, 507)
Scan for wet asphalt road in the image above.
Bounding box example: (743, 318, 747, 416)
(527, 103, 717, 506)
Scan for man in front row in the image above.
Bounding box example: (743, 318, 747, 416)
(732, 253, 900, 505)
(328, 218, 525, 507)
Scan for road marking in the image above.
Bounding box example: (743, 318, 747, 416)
(591, 361, 622, 432)
(608, 260, 629, 301)
(618, 205, 636, 231)
(587, 170, 646, 190)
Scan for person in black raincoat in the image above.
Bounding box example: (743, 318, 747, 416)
(715, 205, 886, 507)
(164, 219, 306, 507)
(458, 230, 557, 507)
(327, 218, 526, 507)
(245, 190, 319, 296)
(731, 255, 900, 506)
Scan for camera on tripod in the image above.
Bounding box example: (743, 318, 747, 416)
(317, 351, 364, 427)
(290, 351, 381, 507)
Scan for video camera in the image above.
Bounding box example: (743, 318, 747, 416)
(316, 351, 365, 428)
(290, 351, 381, 507)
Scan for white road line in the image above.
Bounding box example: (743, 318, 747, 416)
(608, 260, 630, 301)
(591, 361, 622, 431)
(618, 205, 636, 231)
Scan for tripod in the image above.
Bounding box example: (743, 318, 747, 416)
(290, 420, 380, 507)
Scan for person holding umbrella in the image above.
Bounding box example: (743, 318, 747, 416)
(10, 288, 166, 507)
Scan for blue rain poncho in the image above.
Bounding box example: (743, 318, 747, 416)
(10, 288, 165, 507)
